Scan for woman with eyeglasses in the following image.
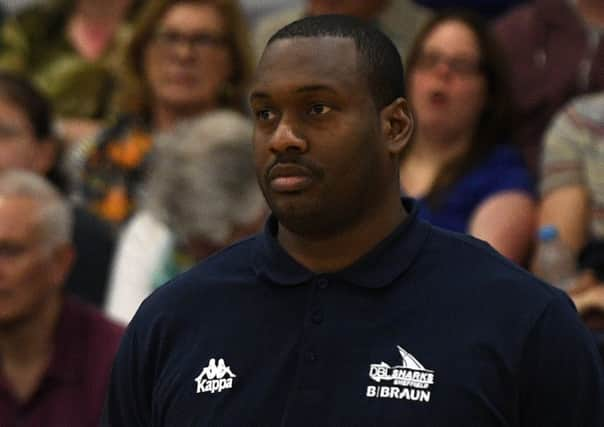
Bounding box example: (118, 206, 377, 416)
(400, 11, 535, 265)
(68, 0, 253, 229)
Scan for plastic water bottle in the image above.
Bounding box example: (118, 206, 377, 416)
(533, 225, 577, 291)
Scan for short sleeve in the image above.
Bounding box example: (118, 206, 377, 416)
(540, 106, 586, 196)
(101, 320, 154, 427)
(518, 294, 604, 426)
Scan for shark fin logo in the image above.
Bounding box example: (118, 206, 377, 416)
(367, 346, 435, 403)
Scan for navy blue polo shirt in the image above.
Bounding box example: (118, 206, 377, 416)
(103, 199, 604, 426)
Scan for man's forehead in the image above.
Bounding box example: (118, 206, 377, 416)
(252, 36, 361, 92)
(0, 196, 40, 237)
(0, 196, 39, 222)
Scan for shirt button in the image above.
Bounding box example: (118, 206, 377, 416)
(317, 278, 328, 289)
(311, 310, 323, 324)
(305, 351, 317, 362)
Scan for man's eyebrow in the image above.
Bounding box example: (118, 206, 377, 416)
(250, 85, 338, 101)
(249, 91, 270, 101)
(295, 85, 337, 94)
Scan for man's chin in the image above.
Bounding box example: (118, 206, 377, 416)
(271, 201, 316, 231)
(275, 207, 343, 239)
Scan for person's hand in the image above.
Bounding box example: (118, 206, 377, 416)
(568, 270, 604, 315)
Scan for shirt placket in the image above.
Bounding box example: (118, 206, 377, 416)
(280, 275, 330, 426)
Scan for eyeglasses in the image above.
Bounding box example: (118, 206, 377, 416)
(151, 30, 227, 54)
(415, 51, 482, 77)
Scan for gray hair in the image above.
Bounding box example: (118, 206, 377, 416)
(0, 169, 73, 247)
(143, 110, 265, 244)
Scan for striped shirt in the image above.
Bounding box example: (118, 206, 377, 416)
(541, 92, 604, 238)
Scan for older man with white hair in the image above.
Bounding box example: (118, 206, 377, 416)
(105, 110, 266, 324)
(0, 169, 124, 427)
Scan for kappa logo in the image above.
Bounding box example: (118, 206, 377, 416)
(366, 345, 436, 403)
(194, 358, 236, 394)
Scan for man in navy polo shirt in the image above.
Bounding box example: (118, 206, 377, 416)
(102, 15, 604, 426)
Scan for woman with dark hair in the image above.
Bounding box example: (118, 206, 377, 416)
(401, 10, 535, 264)
(0, 71, 115, 307)
(69, 0, 254, 228)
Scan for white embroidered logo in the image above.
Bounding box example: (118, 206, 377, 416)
(195, 358, 236, 394)
(366, 346, 435, 403)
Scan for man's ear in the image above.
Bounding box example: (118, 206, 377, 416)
(32, 138, 57, 175)
(380, 97, 414, 156)
(50, 243, 75, 291)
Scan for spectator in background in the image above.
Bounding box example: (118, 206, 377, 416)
(494, 0, 604, 176)
(105, 110, 265, 324)
(0, 71, 114, 307)
(0, 170, 123, 427)
(536, 92, 604, 321)
(253, 0, 431, 61)
(400, 11, 535, 265)
(68, 0, 254, 229)
(413, 0, 526, 20)
(0, 0, 144, 144)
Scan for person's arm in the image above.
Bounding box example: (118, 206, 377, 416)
(469, 191, 535, 264)
(538, 185, 589, 253)
(535, 102, 590, 255)
(569, 271, 604, 315)
(518, 294, 604, 426)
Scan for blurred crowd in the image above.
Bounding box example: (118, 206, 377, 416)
(0, 0, 602, 425)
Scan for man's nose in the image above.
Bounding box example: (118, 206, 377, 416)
(269, 117, 307, 153)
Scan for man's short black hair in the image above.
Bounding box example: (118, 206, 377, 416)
(267, 14, 405, 109)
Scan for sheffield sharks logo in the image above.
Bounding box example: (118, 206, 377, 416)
(366, 346, 435, 402)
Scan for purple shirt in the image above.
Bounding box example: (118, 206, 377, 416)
(0, 297, 124, 427)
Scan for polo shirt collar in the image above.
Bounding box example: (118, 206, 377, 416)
(252, 198, 430, 288)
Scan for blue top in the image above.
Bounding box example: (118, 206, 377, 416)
(102, 199, 603, 426)
(414, 144, 534, 233)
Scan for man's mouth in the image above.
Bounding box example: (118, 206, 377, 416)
(268, 163, 314, 192)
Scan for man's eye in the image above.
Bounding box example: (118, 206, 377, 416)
(256, 109, 275, 121)
(309, 104, 331, 115)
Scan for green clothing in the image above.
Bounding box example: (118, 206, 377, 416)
(0, 0, 134, 119)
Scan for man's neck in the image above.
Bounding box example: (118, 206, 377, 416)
(0, 295, 63, 402)
(277, 194, 406, 273)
